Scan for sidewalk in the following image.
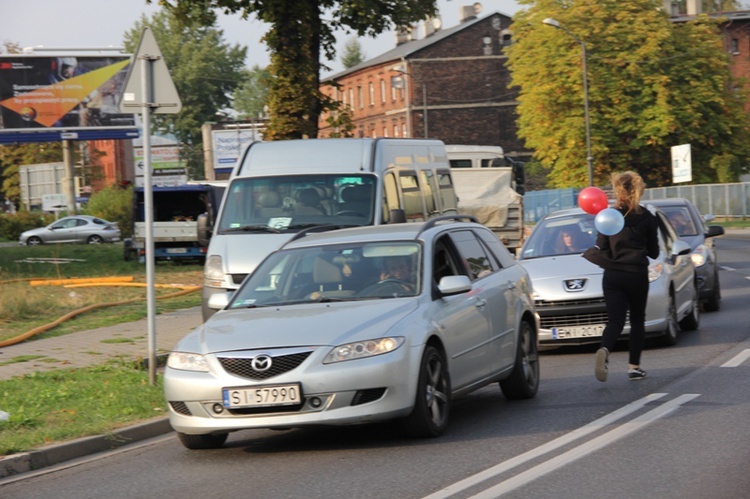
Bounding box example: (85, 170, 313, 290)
(0, 306, 202, 479)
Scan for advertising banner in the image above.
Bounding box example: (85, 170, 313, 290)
(134, 135, 187, 187)
(212, 128, 257, 175)
(0, 55, 137, 132)
(671, 144, 692, 184)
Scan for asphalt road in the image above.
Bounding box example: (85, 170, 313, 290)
(1, 235, 748, 499)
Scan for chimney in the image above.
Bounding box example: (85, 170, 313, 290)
(422, 16, 442, 38)
(395, 25, 416, 46)
(459, 5, 477, 23)
(686, 0, 702, 15)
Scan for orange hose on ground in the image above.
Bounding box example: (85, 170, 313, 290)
(30, 276, 135, 286)
(0, 285, 201, 348)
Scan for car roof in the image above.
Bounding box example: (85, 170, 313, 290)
(281, 217, 486, 249)
(646, 198, 691, 206)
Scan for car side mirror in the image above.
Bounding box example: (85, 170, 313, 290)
(672, 240, 692, 257)
(207, 292, 232, 310)
(706, 225, 724, 238)
(437, 275, 472, 296)
(197, 213, 212, 247)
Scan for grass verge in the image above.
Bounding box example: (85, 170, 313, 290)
(0, 359, 166, 456)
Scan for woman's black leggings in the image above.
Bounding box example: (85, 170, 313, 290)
(600, 268, 649, 366)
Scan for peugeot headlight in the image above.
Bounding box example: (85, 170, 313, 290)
(204, 255, 224, 287)
(691, 245, 708, 267)
(167, 352, 209, 372)
(648, 261, 663, 283)
(323, 337, 405, 364)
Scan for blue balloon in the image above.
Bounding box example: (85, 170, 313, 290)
(595, 208, 625, 236)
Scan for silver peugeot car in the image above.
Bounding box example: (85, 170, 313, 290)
(518, 207, 699, 348)
(165, 216, 540, 449)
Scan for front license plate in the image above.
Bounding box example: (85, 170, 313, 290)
(223, 383, 302, 408)
(553, 324, 605, 339)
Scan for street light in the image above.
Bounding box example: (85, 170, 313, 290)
(392, 65, 429, 138)
(543, 17, 594, 186)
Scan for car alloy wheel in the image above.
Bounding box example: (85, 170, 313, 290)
(500, 320, 540, 400)
(402, 345, 451, 438)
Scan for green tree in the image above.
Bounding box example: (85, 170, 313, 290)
(233, 65, 270, 120)
(123, 7, 247, 177)
(341, 37, 366, 69)
(508, 0, 750, 188)
(154, 0, 438, 140)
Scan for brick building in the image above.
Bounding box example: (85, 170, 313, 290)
(318, 10, 529, 160)
(320, 4, 750, 165)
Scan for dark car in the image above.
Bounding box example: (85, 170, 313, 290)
(647, 198, 724, 311)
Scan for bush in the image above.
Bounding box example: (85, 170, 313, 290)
(83, 186, 133, 238)
(0, 211, 53, 241)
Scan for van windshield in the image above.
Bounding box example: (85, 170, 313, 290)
(218, 174, 377, 233)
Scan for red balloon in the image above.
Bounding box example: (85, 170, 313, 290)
(578, 187, 609, 215)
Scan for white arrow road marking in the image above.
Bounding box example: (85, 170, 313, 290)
(423, 393, 668, 499)
(469, 394, 701, 498)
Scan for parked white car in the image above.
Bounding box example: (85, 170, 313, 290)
(165, 216, 540, 449)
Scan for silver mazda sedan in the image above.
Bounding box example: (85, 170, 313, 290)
(518, 207, 699, 348)
(165, 216, 540, 449)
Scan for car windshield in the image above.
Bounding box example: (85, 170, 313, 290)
(227, 241, 422, 308)
(217, 174, 377, 233)
(520, 213, 597, 259)
(658, 206, 698, 237)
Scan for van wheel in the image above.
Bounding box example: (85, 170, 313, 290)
(177, 432, 228, 449)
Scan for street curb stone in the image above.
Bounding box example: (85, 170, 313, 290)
(0, 417, 172, 479)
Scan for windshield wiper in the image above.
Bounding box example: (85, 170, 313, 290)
(221, 225, 281, 234)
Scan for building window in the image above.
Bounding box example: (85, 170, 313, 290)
(358, 86, 363, 109)
(369, 82, 374, 105)
(391, 81, 397, 100)
(731, 38, 739, 54)
(383, 126, 388, 137)
(349, 89, 354, 109)
(380, 80, 386, 103)
(394, 124, 399, 137)
(402, 124, 407, 137)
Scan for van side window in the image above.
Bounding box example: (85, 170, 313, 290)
(420, 170, 438, 216)
(437, 170, 458, 214)
(382, 172, 400, 223)
(449, 159, 472, 168)
(400, 172, 425, 221)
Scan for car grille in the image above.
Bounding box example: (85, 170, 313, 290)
(218, 351, 313, 380)
(231, 274, 248, 285)
(536, 297, 609, 328)
(169, 401, 192, 416)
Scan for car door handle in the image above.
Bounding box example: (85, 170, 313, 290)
(475, 298, 487, 309)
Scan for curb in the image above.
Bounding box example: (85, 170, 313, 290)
(0, 417, 173, 479)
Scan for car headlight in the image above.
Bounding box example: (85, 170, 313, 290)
(204, 255, 224, 286)
(648, 262, 663, 283)
(167, 352, 209, 372)
(690, 245, 708, 267)
(323, 337, 405, 364)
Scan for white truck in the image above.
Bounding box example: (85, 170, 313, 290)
(446, 145, 526, 251)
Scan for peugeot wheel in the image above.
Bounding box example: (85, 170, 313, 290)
(177, 432, 228, 450)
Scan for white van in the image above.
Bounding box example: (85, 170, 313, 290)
(200, 138, 459, 319)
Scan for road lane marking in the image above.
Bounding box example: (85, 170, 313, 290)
(469, 394, 701, 498)
(721, 349, 750, 367)
(422, 393, 667, 499)
(720, 266, 735, 271)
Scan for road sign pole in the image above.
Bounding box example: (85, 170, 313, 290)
(140, 54, 158, 386)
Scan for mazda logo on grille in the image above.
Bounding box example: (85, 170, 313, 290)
(564, 278, 586, 291)
(251, 355, 273, 372)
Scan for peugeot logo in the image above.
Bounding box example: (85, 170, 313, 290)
(564, 278, 587, 291)
(251, 354, 273, 372)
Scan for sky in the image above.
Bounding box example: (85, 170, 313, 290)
(1, 0, 522, 76)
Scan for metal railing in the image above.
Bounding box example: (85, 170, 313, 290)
(524, 182, 750, 223)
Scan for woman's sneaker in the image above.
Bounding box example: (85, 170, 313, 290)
(628, 367, 647, 380)
(595, 347, 609, 382)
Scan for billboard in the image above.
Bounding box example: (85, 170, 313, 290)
(0, 55, 137, 135)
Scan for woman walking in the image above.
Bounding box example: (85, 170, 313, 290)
(592, 171, 659, 382)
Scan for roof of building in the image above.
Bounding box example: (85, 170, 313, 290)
(324, 11, 509, 82)
(670, 9, 750, 22)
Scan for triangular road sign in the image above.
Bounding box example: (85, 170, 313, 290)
(119, 26, 182, 114)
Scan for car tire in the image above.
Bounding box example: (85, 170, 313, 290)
(679, 286, 700, 331)
(658, 294, 679, 347)
(27, 236, 43, 245)
(401, 345, 451, 438)
(177, 432, 228, 450)
(703, 271, 721, 312)
(87, 235, 104, 244)
(500, 320, 540, 400)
